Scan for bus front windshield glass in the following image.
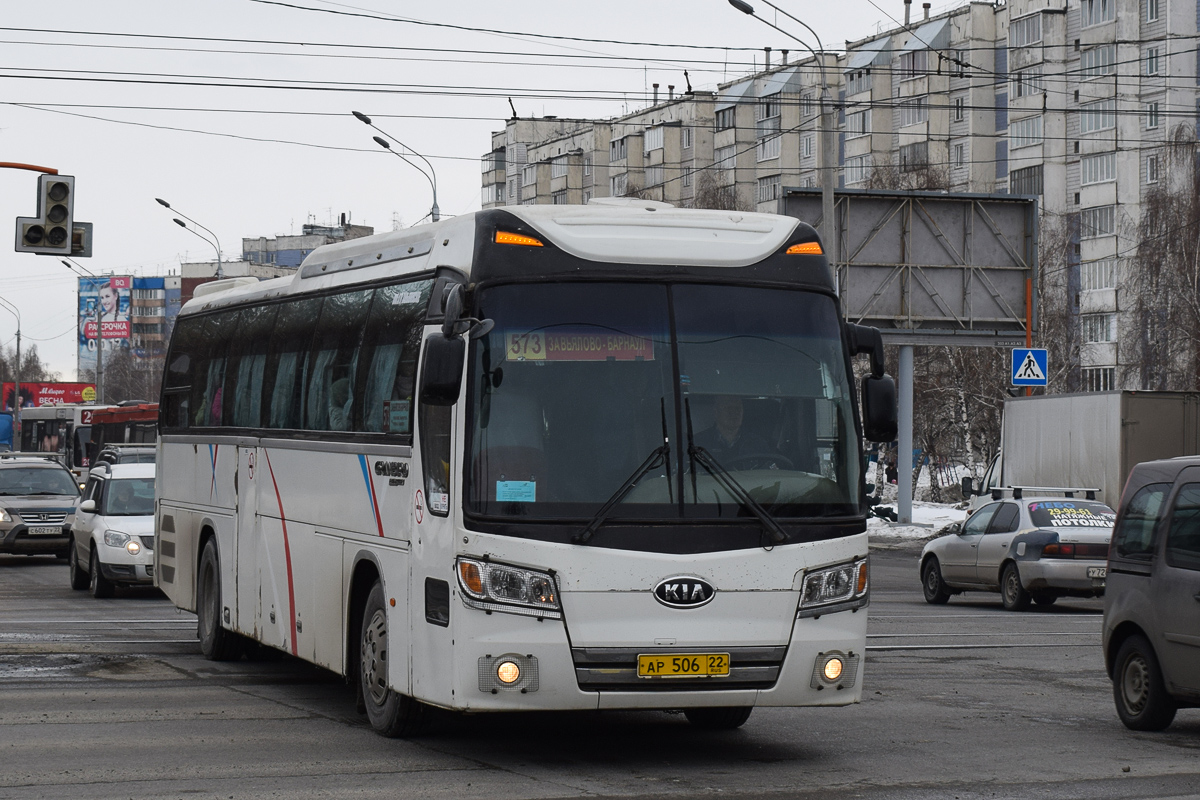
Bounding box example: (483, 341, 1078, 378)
(466, 283, 859, 522)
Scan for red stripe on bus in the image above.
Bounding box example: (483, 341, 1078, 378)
(366, 467, 384, 538)
(263, 450, 299, 657)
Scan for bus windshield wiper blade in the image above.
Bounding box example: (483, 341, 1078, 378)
(573, 444, 669, 545)
(687, 445, 788, 545)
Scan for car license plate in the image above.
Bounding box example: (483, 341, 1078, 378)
(26, 526, 61, 536)
(637, 653, 730, 678)
(1088, 567, 1107, 579)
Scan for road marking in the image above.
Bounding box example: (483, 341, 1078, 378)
(868, 642, 1097, 651)
(868, 631, 1097, 638)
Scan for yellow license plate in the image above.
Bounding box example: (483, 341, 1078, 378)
(637, 653, 730, 678)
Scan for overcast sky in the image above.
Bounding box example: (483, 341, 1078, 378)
(0, 0, 956, 378)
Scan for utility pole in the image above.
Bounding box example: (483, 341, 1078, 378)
(0, 298, 21, 447)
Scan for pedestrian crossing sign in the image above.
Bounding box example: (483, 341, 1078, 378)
(1011, 348, 1048, 386)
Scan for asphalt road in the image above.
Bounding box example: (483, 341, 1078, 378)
(1, 546, 1197, 800)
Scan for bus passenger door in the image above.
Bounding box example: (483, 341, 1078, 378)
(235, 446, 260, 638)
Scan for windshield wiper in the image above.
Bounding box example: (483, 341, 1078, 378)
(685, 399, 788, 546)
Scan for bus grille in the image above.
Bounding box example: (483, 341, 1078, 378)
(572, 646, 786, 692)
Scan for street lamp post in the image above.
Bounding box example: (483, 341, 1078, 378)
(61, 258, 105, 405)
(727, 0, 838, 270)
(0, 298, 22, 447)
(351, 112, 440, 223)
(156, 199, 224, 278)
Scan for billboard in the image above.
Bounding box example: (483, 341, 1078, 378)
(2, 381, 97, 411)
(78, 275, 131, 374)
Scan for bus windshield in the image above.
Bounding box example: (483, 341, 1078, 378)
(466, 282, 859, 523)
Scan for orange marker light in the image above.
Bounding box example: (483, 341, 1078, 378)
(495, 231, 544, 247)
(786, 242, 823, 255)
(459, 561, 484, 595)
(856, 562, 869, 594)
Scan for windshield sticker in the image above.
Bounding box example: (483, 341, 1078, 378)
(1028, 502, 1116, 527)
(429, 492, 449, 513)
(496, 480, 537, 502)
(392, 291, 423, 305)
(506, 330, 655, 362)
(382, 400, 410, 433)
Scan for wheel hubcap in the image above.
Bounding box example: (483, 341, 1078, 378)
(1004, 571, 1018, 603)
(361, 609, 389, 706)
(925, 566, 938, 594)
(1122, 654, 1150, 714)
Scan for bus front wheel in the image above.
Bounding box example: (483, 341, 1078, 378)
(197, 538, 241, 661)
(360, 580, 426, 737)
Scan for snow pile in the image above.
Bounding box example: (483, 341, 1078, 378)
(867, 501, 968, 548)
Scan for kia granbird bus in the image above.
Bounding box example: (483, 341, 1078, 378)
(154, 201, 897, 736)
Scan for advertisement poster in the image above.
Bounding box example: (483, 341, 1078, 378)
(2, 382, 97, 411)
(78, 276, 131, 375)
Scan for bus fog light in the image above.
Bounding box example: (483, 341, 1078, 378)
(810, 651, 860, 690)
(496, 661, 521, 684)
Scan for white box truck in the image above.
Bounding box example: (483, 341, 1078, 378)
(965, 391, 1200, 509)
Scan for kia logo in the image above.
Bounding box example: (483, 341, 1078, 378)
(653, 576, 715, 609)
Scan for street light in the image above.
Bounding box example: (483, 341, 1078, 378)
(727, 0, 838, 269)
(352, 111, 440, 223)
(60, 258, 105, 405)
(0, 298, 23, 446)
(156, 198, 224, 278)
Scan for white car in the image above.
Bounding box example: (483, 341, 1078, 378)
(67, 462, 156, 598)
(920, 491, 1116, 611)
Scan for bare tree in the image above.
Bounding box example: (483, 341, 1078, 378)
(690, 170, 752, 211)
(80, 348, 161, 404)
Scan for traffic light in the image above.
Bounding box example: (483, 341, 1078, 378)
(15, 174, 75, 254)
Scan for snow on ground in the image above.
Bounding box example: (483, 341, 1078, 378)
(867, 500, 969, 549)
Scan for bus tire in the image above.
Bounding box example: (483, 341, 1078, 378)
(68, 537, 89, 590)
(89, 550, 114, 599)
(197, 538, 241, 661)
(360, 580, 425, 737)
(683, 706, 753, 730)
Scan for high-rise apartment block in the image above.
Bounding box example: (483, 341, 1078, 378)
(482, 0, 1195, 391)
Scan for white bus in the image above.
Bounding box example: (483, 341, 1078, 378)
(155, 201, 897, 735)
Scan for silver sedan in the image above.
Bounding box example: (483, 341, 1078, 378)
(920, 495, 1116, 611)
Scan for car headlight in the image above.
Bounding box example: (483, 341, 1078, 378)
(456, 557, 561, 619)
(103, 530, 130, 548)
(798, 557, 869, 617)
(0, 508, 10, 523)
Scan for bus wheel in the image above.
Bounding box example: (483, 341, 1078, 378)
(197, 538, 241, 661)
(683, 706, 753, 730)
(68, 537, 88, 590)
(89, 550, 114, 599)
(360, 580, 425, 737)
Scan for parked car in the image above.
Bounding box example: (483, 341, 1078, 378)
(1104, 457, 1200, 731)
(67, 462, 156, 598)
(921, 490, 1116, 610)
(94, 445, 156, 467)
(0, 454, 80, 557)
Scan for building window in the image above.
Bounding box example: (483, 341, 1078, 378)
(1080, 205, 1117, 238)
(1081, 0, 1115, 27)
(756, 134, 781, 161)
(644, 126, 664, 153)
(951, 49, 967, 78)
(802, 135, 814, 158)
(583, 155, 592, 176)
(1012, 68, 1044, 98)
(953, 97, 965, 121)
(714, 145, 736, 175)
(1009, 13, 1043, 47)
(899, 96, 928, 127)
(1010, 115, 1044, 148)
(610, 173, 628, 196)
(551, 157, 568, 178)
(681, 169, 693, 188)
(1147, 0, 1159, 21)
(1083, 367, 1116, 391)
(845, 154, 872, 184)
(899, 50, 928, 80)
(1081, 258, 1117, 291)
(953, 142, 966, 167)
(681, 126, 693, 149)
(1080, 98, 1117, 133)
(480, 149, 505, 173)
(552, 190, 568, 205)
(716, 108, 736, 130)
(757, 93, 780, 123)
(846, 110, 869, 139)
(1081, 152, 1116, 184)
(521, 164, 538, 187)
(757, 174, 781, 203)
(1147, 154, 1160, 183)
(1010, 164, 1043, 195)
(610, 137, 628, 161)
(801, 93, 815, 117)
(1080, 44, 1117, 79)
(1145, 47, 1161, 76)
(899, 141, 929, 172)
(1147, 102, 1160, 129)
(846, 70, 871, 95)
(481, 184, 503, 205)
(1083, 313, 1115, 343)
(507, 178, 517, 200)
(582, 189, 593, 204)
(645, 165, 663, 187)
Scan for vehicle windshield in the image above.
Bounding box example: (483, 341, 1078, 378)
(103, 478, 156, 516)
(0, 467, 79, 497)
(466, 282, 859, 523)
(1028, 500, 1115, 528)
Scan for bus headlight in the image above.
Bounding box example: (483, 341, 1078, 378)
(456, 557, 562, 620)
(103, 530, 131, 548)
(798, 557, 869, 617)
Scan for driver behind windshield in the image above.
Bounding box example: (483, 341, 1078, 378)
(693, 395, 769, 461)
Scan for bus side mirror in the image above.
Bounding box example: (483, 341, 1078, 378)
(861, 374, 898, 443)
(845, 322, 886, 378)
(961, 475, 975, 497)
(419, 335, 466, 406)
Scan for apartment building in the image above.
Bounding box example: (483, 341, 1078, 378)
(482, 0, 1199, 392)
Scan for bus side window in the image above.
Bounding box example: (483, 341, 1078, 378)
(359, 279, 432, 435)
(162, 314, 205, 430)
(264, 297, 322, 430)
(190, 312, 237, 428)
(419, 335, 453, 517)
(225, 304, 278, 428)
(304, 289, 372, 432)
